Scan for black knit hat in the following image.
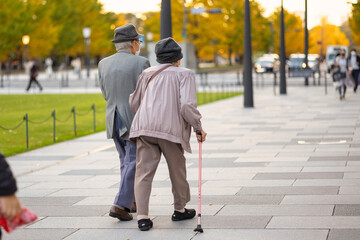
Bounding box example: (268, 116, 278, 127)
(155, 37, 183, 64)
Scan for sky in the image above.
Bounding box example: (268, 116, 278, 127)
(100, 0, 355, 29)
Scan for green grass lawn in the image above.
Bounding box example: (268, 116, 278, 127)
(0, 91, 242, 156)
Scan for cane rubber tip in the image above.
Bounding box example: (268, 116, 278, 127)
(194, 225, 204, 233)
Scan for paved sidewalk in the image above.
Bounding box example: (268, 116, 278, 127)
(3, 85, 360, 240)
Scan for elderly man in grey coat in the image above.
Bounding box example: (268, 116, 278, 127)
(98, 24, 150, 221)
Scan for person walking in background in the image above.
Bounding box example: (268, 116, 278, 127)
(0, 153, 21, 240)
(25, 60, 43, 92)
(334, 49, 350, 100)
(129, 37, 207, 231)
(71, 58, 81, 80)
(45, 57, 53, 80)
(349, 49, 360, 93)
(98, 24, 150, 221)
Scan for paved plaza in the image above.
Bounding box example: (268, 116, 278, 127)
(2, 78, 360, 239)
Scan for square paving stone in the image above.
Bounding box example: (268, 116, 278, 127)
(253, 172, 344, 180)
(339, 186, 360, 194)
(328, 229, 360, 240)
(8, 155, 73, 161)
(187, 158, 238, 168)
(203, 179, 295, 188)
(301, 167, 360, 173)
(61, 169, 119, 175)
(19, 197, 85, 206)
(3, 229, 77, 240)
(16, 189, 59, 197)
(153, 215, 271, 229)
(188, 195, 283, 205)
(293, 179, 360, 187)
(101, 147, 116, 152)
(257, 142, 290, 146)
(344, 173, 360, 179)
(309, 156, 360, 161)
(334, 205, 360, 216)
(48, 188, 117, 197)
(281, 195, 360, 204)
(64, 229, 196, 240)
(27, 217, 137, 229)
(267, 216, 360, 229)
(268, 161, 346, 167)
(191, 149, 249, 153)
(19, 175, 92, 182)
(28, 205, 110, 217)
(238, 186, 339, 195)
(192, 229, 328, 240)
(217, 204, 334, 216)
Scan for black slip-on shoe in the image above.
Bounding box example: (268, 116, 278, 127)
(138, 219, 153, 231)
(171, 208, 196, 221)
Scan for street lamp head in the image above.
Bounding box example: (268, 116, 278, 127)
(22, 35, 30, 45)
(82, 27, 91, 38)
(146, 32, 153, 42)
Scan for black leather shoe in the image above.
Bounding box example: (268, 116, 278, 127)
(138, 219, 153, 231)
(171, 208, 196, 221)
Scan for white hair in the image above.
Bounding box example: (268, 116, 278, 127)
(115, 41, 133, 51)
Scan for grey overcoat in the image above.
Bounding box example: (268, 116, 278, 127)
(98, 49, 150, 140)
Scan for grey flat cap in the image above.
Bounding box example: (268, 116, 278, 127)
(111, 24, 143, 43)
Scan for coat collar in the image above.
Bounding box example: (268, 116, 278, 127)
(117, 49, 133, 55)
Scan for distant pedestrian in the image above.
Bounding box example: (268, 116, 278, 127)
(348, 49, 360, 93)
(71, 58, 81, 79)
(25, 60, 43, 92)
(45, 57, 53, 80)
(98, 24, 150, 221)
(334, 49, 353, 100)
(0, 153, 21, 239)
(129, 37, 207, 231)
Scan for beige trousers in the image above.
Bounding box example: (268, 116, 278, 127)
(134, 136, 190, 217)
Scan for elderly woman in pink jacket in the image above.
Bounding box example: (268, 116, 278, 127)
(129, 37, 207, 231)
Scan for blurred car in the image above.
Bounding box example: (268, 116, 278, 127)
(288, 53, 305, 72)
(308, 54, 320, 73)
(288, 53, 319, 73)
(254, 56, 279, 73)
(262, 53, 279, 62)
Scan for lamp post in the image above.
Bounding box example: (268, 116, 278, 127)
(304, 0, 309, 86)
(243, 0, 254, 108)
(279, 0, 287, 94)
(22, 35, 30, 62)
(182, 0, 188, 68)
(160, 0, 172, 39)
(82, 27, 91, 79)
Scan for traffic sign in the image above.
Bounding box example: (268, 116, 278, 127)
(190, 7, 206, 14)
(208, 8, 222, 14)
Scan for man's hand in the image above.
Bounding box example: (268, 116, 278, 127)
(0, 194, 21, 221)
(196, 130, 207, 143)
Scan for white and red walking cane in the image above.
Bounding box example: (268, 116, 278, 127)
(194, 131, 204, 233)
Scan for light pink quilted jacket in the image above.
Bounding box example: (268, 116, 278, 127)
(129, 64, 202, 153)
